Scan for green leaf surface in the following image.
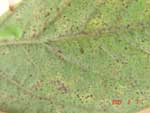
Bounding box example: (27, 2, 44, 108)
(0, 0, 150, 113)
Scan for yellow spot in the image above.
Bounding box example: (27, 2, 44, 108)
(88, 17, 103, 29)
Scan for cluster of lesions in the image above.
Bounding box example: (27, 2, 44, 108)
(51, 0, 148, 42)
(21, 3, 51, 39)
(73, 86, 111, 112)
(20, 0, 73, 40)
(49, 78, 69, 94)
(71, 84, 95, 104)
(113, 75, 147, 102)
(69, 90, 100, 112)
(77, 93, 95, 104)
(1, 0, 149, 41)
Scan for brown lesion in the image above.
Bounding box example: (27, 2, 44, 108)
(0, 111, 7, 113)
(49, 79, 69, 93)
(9, 5, 15, 12)
(136, 108, 150, 113)
(32, 80, 44, 90)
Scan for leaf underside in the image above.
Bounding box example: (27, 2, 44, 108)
(0, 0, 150, 113)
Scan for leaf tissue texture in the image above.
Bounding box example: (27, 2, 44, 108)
(0, 0, 150, 113)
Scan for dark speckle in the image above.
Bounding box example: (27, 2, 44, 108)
(80, 47, 84, 54)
